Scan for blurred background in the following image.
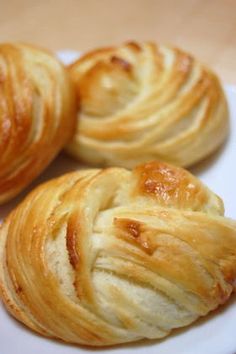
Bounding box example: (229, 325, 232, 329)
(1, 0, 235, 83)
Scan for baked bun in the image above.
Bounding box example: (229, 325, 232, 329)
(67, 41, 228, 168)
(0, 43, 76, 204)
(0, 161, 235, 346)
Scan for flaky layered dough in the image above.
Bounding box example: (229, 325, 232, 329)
(0, 161, 236, 346)
(67, 41, 229, 168)
(0, 43, 76, 204)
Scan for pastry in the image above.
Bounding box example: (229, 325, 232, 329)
(67, 41, 228, 168)
(0, 43, 76, 204)
(0, 161, 235, 346)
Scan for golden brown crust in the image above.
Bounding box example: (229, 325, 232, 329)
(0, 43, 77, 204)
(67, 41, 229, 168)
(0, 161, 236, 346)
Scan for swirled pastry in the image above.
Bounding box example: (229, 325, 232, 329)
(0, 161, 235, 346)
(0, 43, 76, 204)
(67, 41, 229, 168)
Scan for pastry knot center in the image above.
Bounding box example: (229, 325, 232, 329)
(79, 56, 138, 116)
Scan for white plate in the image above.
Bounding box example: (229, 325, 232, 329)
(0, 51, 236, 354)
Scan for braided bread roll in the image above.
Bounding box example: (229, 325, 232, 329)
(67, 41, 229, 168)
(0, 161, 235, 346)
(0, 43, 76, 204)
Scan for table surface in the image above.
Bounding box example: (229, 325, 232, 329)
(0, 0, 236, 83)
